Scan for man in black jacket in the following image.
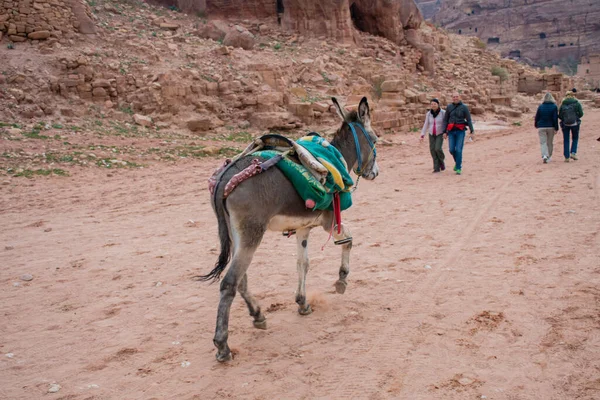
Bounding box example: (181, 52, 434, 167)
(443, 93, 474, 175)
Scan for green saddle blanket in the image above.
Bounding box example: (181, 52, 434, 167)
(253, 135, 354, 211)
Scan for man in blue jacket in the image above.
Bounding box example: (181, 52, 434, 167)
(534, 92, 559, 163)
(443, 93, 474, 175)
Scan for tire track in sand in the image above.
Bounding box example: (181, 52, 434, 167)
(325, 160, 531, 398)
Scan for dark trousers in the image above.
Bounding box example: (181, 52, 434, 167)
(428, 134, 445, 171)
(562, 124, 580, 159)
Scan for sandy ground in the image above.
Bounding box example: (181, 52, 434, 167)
(1, 110, 600, 400)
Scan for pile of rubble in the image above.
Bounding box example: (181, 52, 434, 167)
(0, 0, 591, 139)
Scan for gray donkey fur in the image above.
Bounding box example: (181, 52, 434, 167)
(199, 97, 379, 362)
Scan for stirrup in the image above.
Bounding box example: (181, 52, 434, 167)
(334, 237, 352, 245)
(282, 230, 296, 237)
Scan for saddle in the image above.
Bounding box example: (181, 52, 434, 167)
(208, 134, 343, 200)
(208, 133, 353, 245)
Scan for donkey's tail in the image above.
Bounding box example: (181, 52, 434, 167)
(197, 192, 232, 283)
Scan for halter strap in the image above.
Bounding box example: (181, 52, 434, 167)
(347, 122, 377, 176)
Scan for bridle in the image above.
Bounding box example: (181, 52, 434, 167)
(347, 122, 377, 177)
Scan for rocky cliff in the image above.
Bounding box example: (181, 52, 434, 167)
(430, 0, 600, 68)
(157, 0, 425, 47)
(0, 0, 583, 142)
(414, 0, 441, 20)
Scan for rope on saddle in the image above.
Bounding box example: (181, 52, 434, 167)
(223, 152, 287, 199)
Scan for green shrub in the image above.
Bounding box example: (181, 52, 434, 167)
(491, 66, 509, 83)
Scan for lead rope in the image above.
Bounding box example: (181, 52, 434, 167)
(321, 218, 335, 251)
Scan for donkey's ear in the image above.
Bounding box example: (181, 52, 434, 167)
(358, 97, 370, 124)
(331, 97, 348, 122)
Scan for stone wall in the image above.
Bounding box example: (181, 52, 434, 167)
(518, 72, 573, 101)
(0, 0, 95, 42)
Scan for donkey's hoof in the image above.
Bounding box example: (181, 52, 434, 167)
(335, 280, 347, 294)
(253, 319, 267, 330)
(298, 304, 313, 315)
(216, 350, 232, 363)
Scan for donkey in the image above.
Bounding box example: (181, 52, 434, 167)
(199, 97, 379, 362)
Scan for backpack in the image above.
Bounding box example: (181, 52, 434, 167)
(562, 103, 578, 125)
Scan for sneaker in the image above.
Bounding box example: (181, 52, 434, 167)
(548, 157, 552, 163)
(433, 169, 440, 173)
(456, 169, 462, 175)
(570, 153, 578, 160)
(565, 158, 570, 162)
(453, 165, 458, 172)
(440, 161, 446, 171)
(543, 156, 548, 163)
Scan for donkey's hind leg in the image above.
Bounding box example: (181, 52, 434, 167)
(214, 224, 264, 362)
(295, 228, 312, 315)
(238, 273, 267, 330)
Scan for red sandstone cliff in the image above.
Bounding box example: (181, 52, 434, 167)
(430, 0, 600, 68)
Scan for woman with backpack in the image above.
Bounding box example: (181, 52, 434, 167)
(420, 99, 446, 173)
(558, 91, 584, 162)
(534, 92, 559, 163)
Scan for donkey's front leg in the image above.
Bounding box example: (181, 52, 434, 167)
(295, 229, 312, 315)
(333, 223, 352, 294)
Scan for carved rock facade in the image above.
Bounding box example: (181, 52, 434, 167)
(169, 0, 425, 47)
(430, 0, 600, 66)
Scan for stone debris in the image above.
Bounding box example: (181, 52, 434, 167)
(20, 274, 33, 281)
(48, 383, 61, 393)
(0, 0, 589, 144)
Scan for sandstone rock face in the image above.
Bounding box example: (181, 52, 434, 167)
(431, 0, 600, 66)
(350, 0, 423, 44)
(281, 1, 354, 44)
(171, 0, 424, 46)
(207, 0, 274, 18)
(282, 0, 423, 44)
(414, 0, 442, 20)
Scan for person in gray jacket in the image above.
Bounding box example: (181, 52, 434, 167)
(420, 99, 446, 173)
(443, 93, 474, 175)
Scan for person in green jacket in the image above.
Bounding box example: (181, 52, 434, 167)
(558, 91, 584, 162)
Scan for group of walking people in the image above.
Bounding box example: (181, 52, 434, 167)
(534, 89, 584, 163)
(420, 93, 474, 175)
(419, 89, 585, 173)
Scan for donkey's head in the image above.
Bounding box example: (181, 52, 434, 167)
(331, 97, 379, 180)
